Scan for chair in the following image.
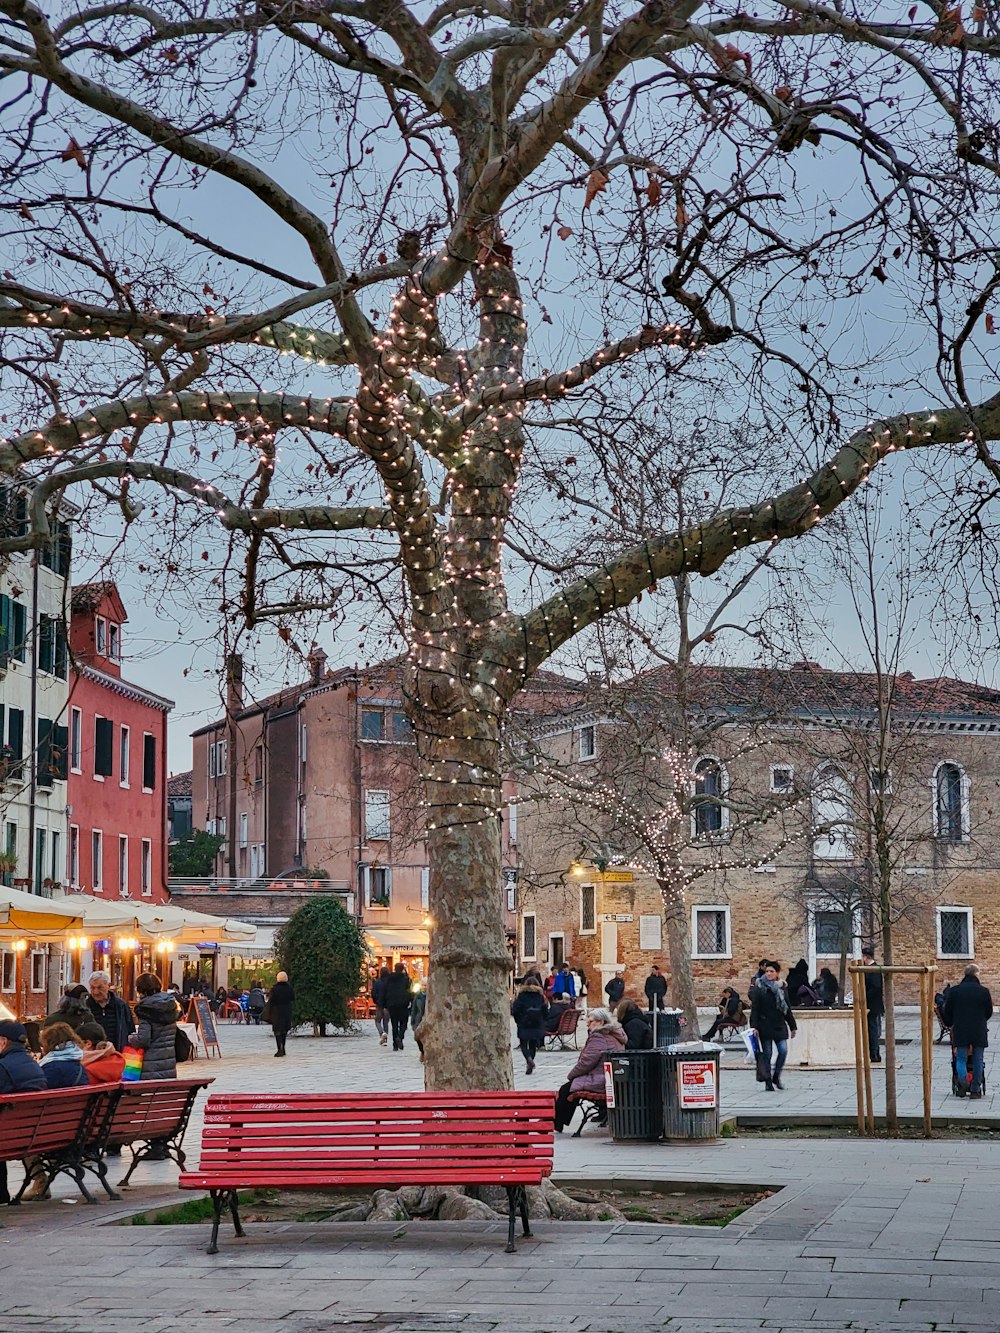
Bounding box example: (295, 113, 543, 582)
(544, 1007, 582, 1051)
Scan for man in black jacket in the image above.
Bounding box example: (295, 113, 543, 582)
(644, 965, 667, 1011)
(0, 1019, 47, 1203)
(371, 967, 391, 1046)
(944, 964, 993, 1098)
(861, 948, 884, 1063)
(86, 971, 134, 1052)
(604, 970, 625, 1005)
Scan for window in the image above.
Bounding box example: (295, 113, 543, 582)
(50, 830, 60, 885)
(34, 828, 45, 892)
(70, 708, 82, 772)
(118, 835, 129, 896)
(300, 723, 307, 763)
(580, 883, 597, 934)
(359, 863, 392, 908)
(96, 617, 106, 654)
(692, 757, 727, 839)
(934, 762, 968, 844)
(12, 600, 26, 664)
(218, 817, 227, 847)
(812, 764, 852, 860)
(140, 839, 152, 896)
(109, 622, 120, 660)
(508, 801, 518, 844)
(119, 725, 130, 786)
(770, 765, 794, 794)
(249, 843, 263, 879)
(36, 718, 53, 789)
(1, 950, 14, 992)
(420, 866, 430, 910)
(253, 746, 263, 784)
(92, 830, 103, 892)
(365, 789, 390, 841)
(239, 812, 248, 848)
(30, 950, 46, 992)
(691, 906, 732, 958)
(94, 716, 113, 778)
(506, 869, 517, 912)
(578, 725, 597, 761)
(5, 706, 24, 780)
(360, 707, 383, 741)
(3, 821, 16, 884)
(869, 768, 892, 797)
(142, 733, 156, 790)
(391, 711, 412, 741)
(39, 614, 55, 674)
(361, 706, 412, 743)
(522, 912, 537, 961)
(69, 825, 79, 888)
(549, 933, 565, 968)
(814, 908, 855, 957)
(208, 738, 226, 779)
(937, 906, 973, 958)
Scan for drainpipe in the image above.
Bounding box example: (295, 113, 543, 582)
(26, 555, 39, 893)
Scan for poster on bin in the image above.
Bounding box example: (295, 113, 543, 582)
(677, 1059, 716, 1109)
(603, 1060, 616, 1109)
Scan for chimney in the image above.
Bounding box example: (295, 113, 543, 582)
(226, 652, 244, 714)
(307, 647, 327, 687)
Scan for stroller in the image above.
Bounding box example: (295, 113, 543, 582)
(935, 987, 952, 1044)
(951, 1042, 986, 1097)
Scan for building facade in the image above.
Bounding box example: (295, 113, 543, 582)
(513, 667, 1000, 1005)
(66, 582, 172, 904)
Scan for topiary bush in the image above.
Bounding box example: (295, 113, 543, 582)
(274, 897, 368, 1032)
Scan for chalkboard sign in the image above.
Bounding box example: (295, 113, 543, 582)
(187, 996, 222, 1059)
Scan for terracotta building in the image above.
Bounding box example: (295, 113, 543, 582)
(66, 582, 172, 904)
(513, 666, 1000, 1006)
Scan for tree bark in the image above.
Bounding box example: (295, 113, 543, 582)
(660, 877, 699, 1035)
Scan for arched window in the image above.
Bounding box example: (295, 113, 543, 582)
(934, 762, 968, 844)
(692, 757, 727, 840)
(812, 764, 853, 860)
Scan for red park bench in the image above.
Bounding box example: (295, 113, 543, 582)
(544, 1006, 582, 1051)
(0, 1077, 214, 1204)
(179, 1090, 555, 1255)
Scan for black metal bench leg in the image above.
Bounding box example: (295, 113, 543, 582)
(505, 1186, 517, 1253)
(517, 1186, 531, 1239)
(228, 1189, 245, 1239)
(208, 1190, 226, 1255)
(117, 1143, 145, 1188)
(72, 1164, 97, 1205)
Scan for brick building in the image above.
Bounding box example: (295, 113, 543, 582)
(513, 666, 1000, 1005)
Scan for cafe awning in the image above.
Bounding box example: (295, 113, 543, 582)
(0, 886, 86, 938)
(52, 895, 257, 945)
(367, 926, 430, 954)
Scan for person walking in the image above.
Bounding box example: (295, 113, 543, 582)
(511, 976, 547, 1074)
(371, 966, 392, 1046)
(267, 971, 295, 1057)
(0, 1020, 46, 1206)
(552, 964, 576, 1001)
(861, 947, 884, 1063)
(644, 965, 667, 1011)
(384, 962, 413, 1051)
(86, 970, 135, 1051)
(944, 963, 993, 1098)
(604, 970, 625, 1006)
(750, 962, 797, 1091)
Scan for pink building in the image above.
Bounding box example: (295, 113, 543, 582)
(67, 583, 172, 904)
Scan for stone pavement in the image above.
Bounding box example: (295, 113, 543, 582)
(3, 1012, 1000, 1333)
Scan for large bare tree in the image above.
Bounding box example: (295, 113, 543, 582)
(3, 2, 1000, 1090)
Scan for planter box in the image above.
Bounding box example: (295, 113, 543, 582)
(788, 1008, 857, 1068)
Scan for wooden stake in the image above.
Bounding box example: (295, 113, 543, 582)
(921, 967, 935, 1138)
(852, 967, 866, 1136)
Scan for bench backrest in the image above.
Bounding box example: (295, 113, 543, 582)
(105, 1077, 215, 1146)
(196, 1091, 555, 1181)
(0, 1083, 118, 1160)
(556, 1008, 581, 1035)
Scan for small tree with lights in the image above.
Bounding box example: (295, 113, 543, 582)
(274, 897, 367, 1035)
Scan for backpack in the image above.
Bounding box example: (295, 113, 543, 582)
(175, 1027, 195, 1063)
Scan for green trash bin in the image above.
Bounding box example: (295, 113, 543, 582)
(650, 1008, 686, 1049)
(660, 1042, 722, 1140)
(605, 1051, 663, 1142)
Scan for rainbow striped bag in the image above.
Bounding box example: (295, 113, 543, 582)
(121, 1046, 144, 1081)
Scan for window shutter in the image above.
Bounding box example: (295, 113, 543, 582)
(143, 734, 156, 790)
(53, 724, 68, 782)
(36, 718, 53, 788)
(0, 595, 10, 663)
(7, 708, 24, 776)
(94, 717, 113, 776)
(12, 602, 26, 664)
(54, 621, 68, 679)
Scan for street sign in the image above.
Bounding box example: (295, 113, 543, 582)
(600, 912, 634, 923)
(602, 870, 634, 883)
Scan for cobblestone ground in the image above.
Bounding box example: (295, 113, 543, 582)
(2, 1010, 999, 1333)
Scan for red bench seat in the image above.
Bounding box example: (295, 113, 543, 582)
(180, 1090, 555, 1254)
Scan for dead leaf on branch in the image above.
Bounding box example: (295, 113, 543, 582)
(675, 194, 689, 230)
(717, 43, 752, 74)
(931, 6, 965, 44)
(987, 313, 996, 335)
(18, 202, 33, 221)
(872, 263, 888, 284)
(584, 168, 609, 209)
(60, 137, 87, 169)
(646, 174, 662, 206)
(774, 86, 793, 103)
(556, 224, 573, 240)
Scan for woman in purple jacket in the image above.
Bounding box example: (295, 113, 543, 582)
(553, 1009, 625, 1132)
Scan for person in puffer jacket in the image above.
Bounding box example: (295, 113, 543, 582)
(78, 1022, 126, 1083)
(129, 972, 182, 1080)
(553, 1009, 625, 1132)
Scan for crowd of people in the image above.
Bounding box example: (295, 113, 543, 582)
(370, 963, 427, 1056)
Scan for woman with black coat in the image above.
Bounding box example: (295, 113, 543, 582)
(130, 971, 183, 1081)
(750, 962, 797, 1091)
(384, 963, 413, 1051)
(267, 971, 295, 1057)
(616, 999, 653, 1050)
(511, 978, 547, 1073)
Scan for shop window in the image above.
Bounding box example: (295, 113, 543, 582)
(937, 906, 973, 958)
(691, 906, 731, 958)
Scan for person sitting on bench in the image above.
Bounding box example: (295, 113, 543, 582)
(553, 1009, 625, 1133)
(704, 988, 746, 1041)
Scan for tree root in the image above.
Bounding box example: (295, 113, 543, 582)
(349, 1177, 624, 1224)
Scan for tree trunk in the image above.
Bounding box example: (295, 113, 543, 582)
(412, 671, 514, 1092)
(881, 913, 897, 1136)
(660, 878, 699, 1035)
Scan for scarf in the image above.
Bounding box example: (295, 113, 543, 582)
(761, 976, 788, 1015)
(40, 1042, 83, 1066)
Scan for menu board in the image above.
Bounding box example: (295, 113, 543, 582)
(187, 996, 222, 1058)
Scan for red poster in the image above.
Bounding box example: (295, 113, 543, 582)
(677, 1059, 716, 1109)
